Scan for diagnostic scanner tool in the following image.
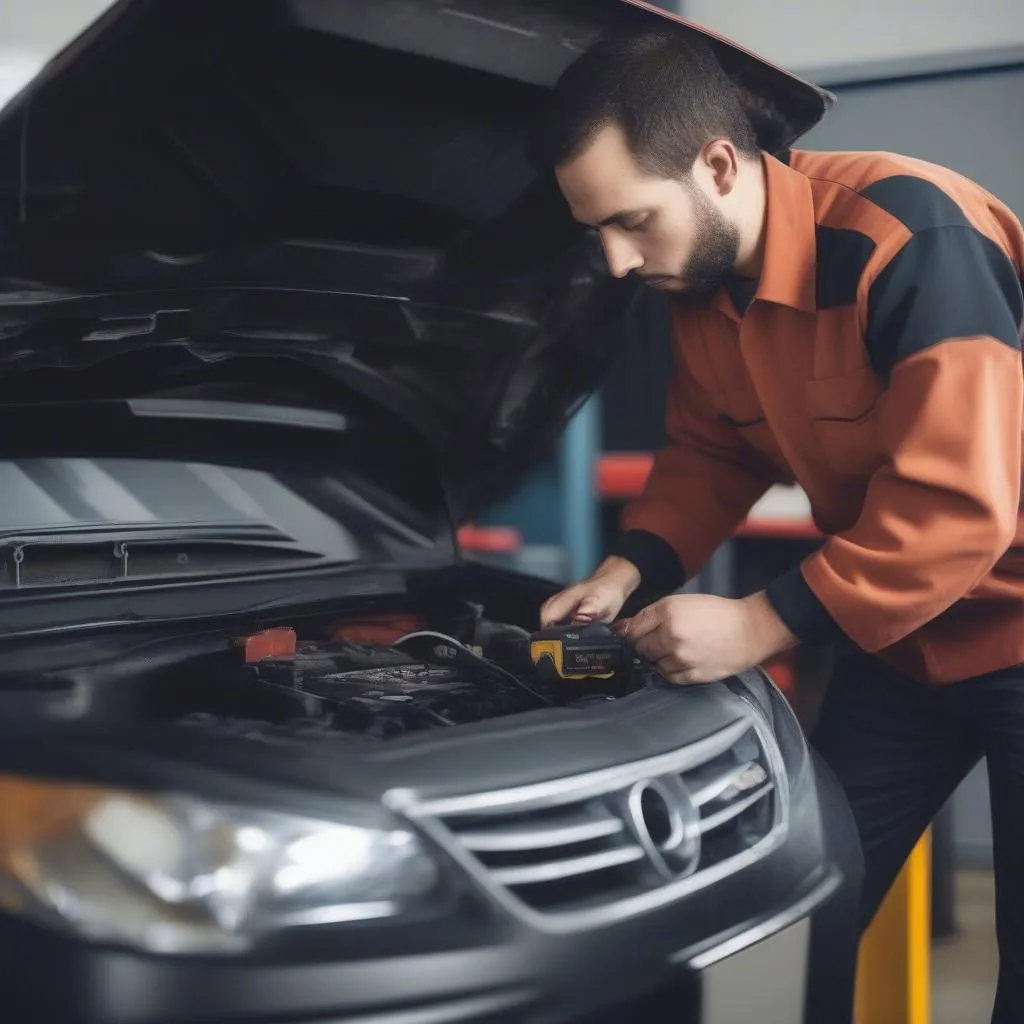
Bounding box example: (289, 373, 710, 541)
(529, 621, 631, 681)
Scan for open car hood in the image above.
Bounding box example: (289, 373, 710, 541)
(0, 0, 834, 524)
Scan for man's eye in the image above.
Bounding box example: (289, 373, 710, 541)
(623, 216, 649, 232)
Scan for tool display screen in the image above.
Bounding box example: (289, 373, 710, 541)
(564, 646, 620, 674)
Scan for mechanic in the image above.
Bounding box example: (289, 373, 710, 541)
(536, 25, 1024, 1024)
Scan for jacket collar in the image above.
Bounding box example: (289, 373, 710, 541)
(753, 151, 817, 313)
(710, 150, 817, 318)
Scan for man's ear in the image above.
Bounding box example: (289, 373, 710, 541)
(699, 138, 741, 198)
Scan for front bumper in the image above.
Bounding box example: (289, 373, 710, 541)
(2, 864, 837, 1024)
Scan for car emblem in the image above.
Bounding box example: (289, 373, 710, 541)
(625, 778, 701, 881)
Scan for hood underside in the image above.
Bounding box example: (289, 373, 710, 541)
(0, 0, 834, 522)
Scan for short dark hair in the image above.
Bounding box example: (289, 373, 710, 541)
(537, 27, 758, 177)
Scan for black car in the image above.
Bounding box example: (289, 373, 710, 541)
(0, 2, 846, 1021)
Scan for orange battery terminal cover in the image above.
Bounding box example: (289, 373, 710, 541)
(328, 613, 423, 646)
(234, 627, 297, 663)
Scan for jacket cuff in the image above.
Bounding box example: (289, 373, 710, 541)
(608, 530, 686, 592)
(765, 564, 844, 644)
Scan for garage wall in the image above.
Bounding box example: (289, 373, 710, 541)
(680, 0, 1024, 83)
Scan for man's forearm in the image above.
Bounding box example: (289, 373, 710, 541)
(742, 590, 801, 664)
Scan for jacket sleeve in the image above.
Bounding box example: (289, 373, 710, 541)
(609, 348, 783, 590)
(767, 224, 1024, 652)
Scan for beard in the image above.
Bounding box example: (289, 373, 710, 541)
(677, 183, 741, 297)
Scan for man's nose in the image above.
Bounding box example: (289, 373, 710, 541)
(600, 230, 643, 278)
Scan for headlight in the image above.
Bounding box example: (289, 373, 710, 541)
(0, 775, 439, 954)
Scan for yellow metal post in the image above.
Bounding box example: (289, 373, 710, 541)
(855, 829, 932, 1024)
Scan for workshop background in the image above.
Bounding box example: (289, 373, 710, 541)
(4, 2, 1022, 1022)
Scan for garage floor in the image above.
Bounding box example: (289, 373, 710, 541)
(932, 870, 998, 1023)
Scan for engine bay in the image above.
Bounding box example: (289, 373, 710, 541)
(162, 607, 649, 744)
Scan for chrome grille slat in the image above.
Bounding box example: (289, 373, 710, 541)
(691, 761, 769, 807)
(490, 845, 645, 886)
(698, 783, 775, 834)
(459, 814, 624, 852)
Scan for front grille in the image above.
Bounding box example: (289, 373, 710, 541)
(395, 713, 787, 929)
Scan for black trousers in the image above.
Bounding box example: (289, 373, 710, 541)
(806, 648, 1024, 1024)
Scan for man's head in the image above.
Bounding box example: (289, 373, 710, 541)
(539, 28, 763, 295)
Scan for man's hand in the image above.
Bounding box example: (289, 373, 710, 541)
(540, 556, 641, 627)
(614, 591, 798, 684)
